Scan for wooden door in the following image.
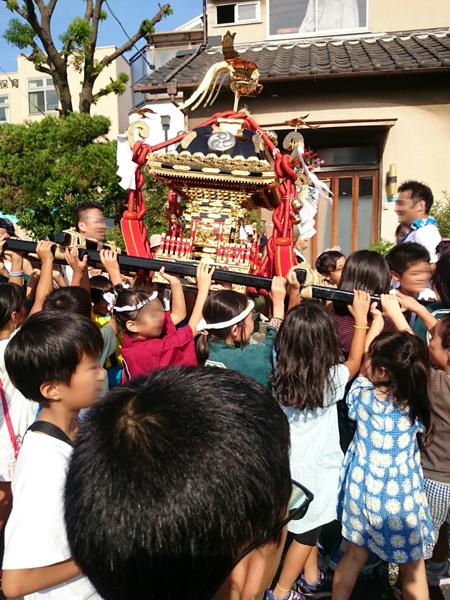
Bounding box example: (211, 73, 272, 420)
(310, 170, 380, 261)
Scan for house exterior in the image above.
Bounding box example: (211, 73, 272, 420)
(134, 0, 450, 259)
(0, 46, 133, 139)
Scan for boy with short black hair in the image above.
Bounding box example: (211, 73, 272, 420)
(315, 250, 346, 286)
(64, 367, 308, 600)
(2, 311, 105, 599)
(386, 242, 433, 299)
(387, 242, 434, 329)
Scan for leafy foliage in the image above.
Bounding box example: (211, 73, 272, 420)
(431, 191, 450, 238)
(92, 72, 130, 103)
(0, 114, 125, 239)
(143, 175, 170, 236)
(4, 18, 35, 49)
(2, 1, 172, 114)
(370, 238, 395, 255)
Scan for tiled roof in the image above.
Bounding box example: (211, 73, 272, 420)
(135, 29, 450, 91)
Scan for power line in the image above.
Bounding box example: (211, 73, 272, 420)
(103, 0, 154, 73)
(0, 64, 48, 118)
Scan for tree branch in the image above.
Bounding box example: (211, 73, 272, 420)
(23, 0, 45, 41)
(46, 0, 58, 17)
(97, 4, 170, 70)
(33, 0, 45, 12)
(84, 0, 93, 20)
(23, 57, 52, 74)
(2, 0, 30, 21)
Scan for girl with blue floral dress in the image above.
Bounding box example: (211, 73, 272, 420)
(334, 323, 434, 600)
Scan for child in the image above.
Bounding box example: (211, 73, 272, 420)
(413, 251, 450, 342)
(0, 285, 35, 532)
(64, 367, 307, 600)
(267, 291, 373, 600)
(43, 286, 93, 318)
(103, 254, 214, 378)
(386, 242, 433, 301)
(90, 275, 123, 388)
(315, 250, 346, 287)
(1, 311, 104, 599)
(422, 316, 450, 586)
(391, 294, 450, 587)
(331, 250, 391, 355)
(333, 326, 434, 600)
(196, 276, 286, 387)
(0, 240, 57, 535)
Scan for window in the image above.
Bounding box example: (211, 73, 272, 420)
(28, 78, 59, 114)
(217, 2, 259, 25)
(269, 0, 367, 37)
(311, 171, 379, 260)
(0, 96, 9, 123)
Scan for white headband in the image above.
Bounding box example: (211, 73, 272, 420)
(106, 291, 158, 313)
(197, 300, 254, 332)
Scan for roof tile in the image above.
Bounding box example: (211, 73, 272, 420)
(135, 30, 450, 90)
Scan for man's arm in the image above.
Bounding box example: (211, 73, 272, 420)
(2, 560, 81, 598)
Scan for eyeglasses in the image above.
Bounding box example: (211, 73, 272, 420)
(232, 479, 313, 567)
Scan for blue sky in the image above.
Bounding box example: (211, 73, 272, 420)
(0, 0, 202, 73)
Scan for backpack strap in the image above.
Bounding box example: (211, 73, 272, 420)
(27, 421, 74, 447)
(0, 378, 19, 459)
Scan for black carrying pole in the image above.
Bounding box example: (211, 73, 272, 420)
(3, 238, 304, 292)
(3, 239, 381, 303)
(310, 285, 381, 305)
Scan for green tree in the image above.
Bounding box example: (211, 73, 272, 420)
(431, 191, 450, 238)
(2, 0, 172, 115)
(103, 176, 170, 251)
(0, 112, 125, 238)
(143, 174, 170, 236)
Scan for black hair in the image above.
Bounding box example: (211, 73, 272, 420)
(272, 301, 341, 409)
(43, 286, 92, 319)
(0, 218, 16, 237)
(436, 239, 450, 258)
(315, 250, 345, 275)
(386, 242, 430, 275)
(334, 250, 391, 316)
(395, 223, 412, 245)
(90, 275, 113, 305)
(74, 201, 103, 231)
(437, 315, 450, 350)
(113, 286, 160, 332)
(0, 283, 25, 330)
(196, 290, 249, 364)
(369, 331, 432, 446)
(64, 367, 291, 600)
(432, 251, 450, 306)
(397, 180, 434, 214)
(5, 311, 103, 404)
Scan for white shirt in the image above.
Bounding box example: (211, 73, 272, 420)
(283, 364, 349, 533)
(0, 334, 36, 482)
(3, 431, 101, 599)
(403, 224, 441, 263)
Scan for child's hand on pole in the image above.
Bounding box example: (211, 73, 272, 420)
(65, 246, 88, 273)
(270, 275, 287, 319)
(348, 290, 370, 326)
(159, 267, 181, 287)
(36, 240, 55, 264)
(195, 262, 215, 293)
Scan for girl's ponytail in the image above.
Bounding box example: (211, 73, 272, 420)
(195, 290, 249, 365)
(196, 332, 210, 364)
(369, 332, 432, 447)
